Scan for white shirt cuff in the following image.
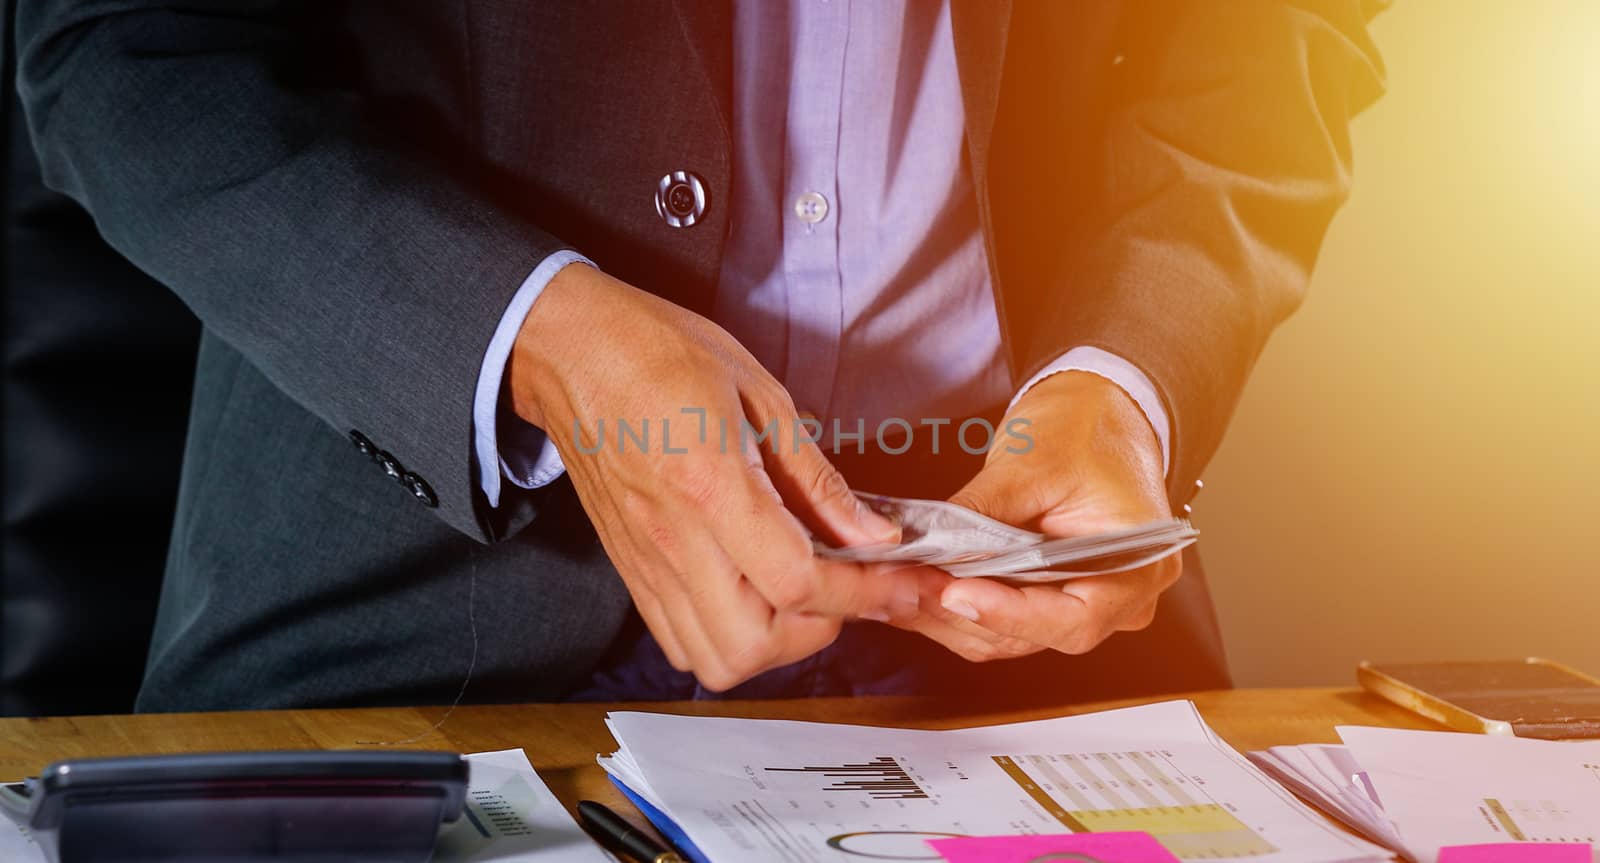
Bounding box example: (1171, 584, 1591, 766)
(472, 250, 590, 508)
(1008, 346, 1172, 477)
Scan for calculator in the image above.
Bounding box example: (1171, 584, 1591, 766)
(1, 750, 468, 862)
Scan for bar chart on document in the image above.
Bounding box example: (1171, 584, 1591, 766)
(752, 748, 1275, 860)
(749, 751, 969, 859)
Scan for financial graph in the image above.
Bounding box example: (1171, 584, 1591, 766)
(994, 751, 1279, 859)
(766, 755, 931, 800)
(1482, 797, 1595, 844)
(433, 774, 539, 861)
(750, 746, 1289, 860)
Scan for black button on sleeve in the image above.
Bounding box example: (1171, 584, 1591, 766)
(349, 430, 377, 459)
(403, 472, 438, 508)
(375, 450, 403, 480)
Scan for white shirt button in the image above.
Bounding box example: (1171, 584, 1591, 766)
(793, 191, 829, 224)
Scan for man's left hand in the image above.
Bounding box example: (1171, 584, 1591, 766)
(893, 371, 1182, 662)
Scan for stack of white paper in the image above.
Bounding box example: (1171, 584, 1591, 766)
(1251, 729, 1600, 863)
(1247, 744, 1404, 851)
(600, 700, 1393, 862)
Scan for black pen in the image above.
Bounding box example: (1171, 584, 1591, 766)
(577, 799, 686, 863)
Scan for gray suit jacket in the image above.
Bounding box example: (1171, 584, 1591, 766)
(14, 1, 1384, 711)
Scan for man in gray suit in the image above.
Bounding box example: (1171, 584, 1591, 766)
(15, 1, 1384, 711)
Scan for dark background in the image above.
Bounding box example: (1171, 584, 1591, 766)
(2, 0, 200, 716)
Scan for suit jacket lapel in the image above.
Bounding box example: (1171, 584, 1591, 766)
(950, 0, 1013, 176)
(669, 0, 734, 145)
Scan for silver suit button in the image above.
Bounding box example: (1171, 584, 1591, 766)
(793, 191, 829, 224)
(656, 170, 707, 227)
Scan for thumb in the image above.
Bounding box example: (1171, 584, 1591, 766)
(765, 434, 900, 548)
(947, 461, 1045, 530)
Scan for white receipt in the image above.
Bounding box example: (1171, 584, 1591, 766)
(438, 748, 616, 862)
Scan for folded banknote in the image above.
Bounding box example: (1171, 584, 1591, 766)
(814, 492, 1198, 583)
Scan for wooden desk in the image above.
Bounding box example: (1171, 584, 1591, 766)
(0, 688, 1436, 825)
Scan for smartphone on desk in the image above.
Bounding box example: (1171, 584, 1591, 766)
(1359, 657, 1600, 739)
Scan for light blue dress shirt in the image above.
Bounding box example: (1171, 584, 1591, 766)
(474, 0, 1169, 509)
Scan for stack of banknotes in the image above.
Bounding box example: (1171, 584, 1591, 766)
(814, 492, 1198, 583)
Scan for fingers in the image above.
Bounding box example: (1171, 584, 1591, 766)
(644, 564, 850, 691)
(531, 287, 909, 691)
(607, 467, 861, 690)
(938, 558, 1179, 655)
(779, 559, 923, 619)
(761, 548, 923, 621)
(1059, 567, 1170, 635)
(610, 514, 846, 689)
(746, 394, 899, 547)
(947, 460, 1049, 532)
(660, 534, 843, 691)
(763, 610, 847, 679)
(625, 572, 692, 671)
(563, 476, 695, 672)
(699, 446, 921, 621)
(595, 446, 908, 689)
(881, 567, 1041, 663)
(942, 578, 1102, 654)
(892, 600, 1045, 664)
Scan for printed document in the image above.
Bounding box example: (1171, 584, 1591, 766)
(600, 699, 1391, 862)
(1340, 727, 1600, 862)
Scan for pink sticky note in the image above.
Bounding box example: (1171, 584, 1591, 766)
(1439, 843, 1592, 863)
(927, 832, 1180, 863)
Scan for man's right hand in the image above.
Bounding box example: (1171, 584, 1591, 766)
(507, 263, 919, 691)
